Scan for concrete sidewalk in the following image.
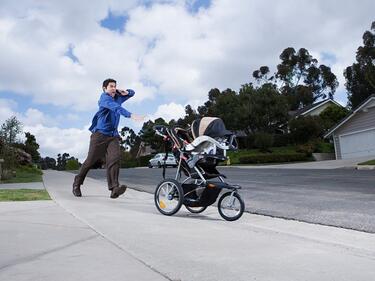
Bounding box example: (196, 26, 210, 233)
(0, 201, 168, 281)
(0, 182, 45, 189)
(2, 170, 375, 281)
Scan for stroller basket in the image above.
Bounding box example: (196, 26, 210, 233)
(182, 183, 221, 207)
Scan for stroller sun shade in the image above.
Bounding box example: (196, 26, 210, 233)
(191, 117, 232, 139)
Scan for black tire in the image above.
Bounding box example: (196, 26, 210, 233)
(154, 179, 184, 216)
(148, 163, 153, 168)
(185, 205, 207, 214)
(218, 192, 245, 221)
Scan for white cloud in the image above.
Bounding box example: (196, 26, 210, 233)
(23, 124, 91, 162)
(0, 99, 18, 124)
(1, 0, 374, 111)
(0, 102, 90, 161)
(1, 0, 375, 160)
(148, 102, 186, 122)
(20, 108, 58, 127)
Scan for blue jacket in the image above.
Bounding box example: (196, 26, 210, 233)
(89, 90, 135, 137)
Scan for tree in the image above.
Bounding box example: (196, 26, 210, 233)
(197, 88, 240, 130)
(0, 137, 17, 170)
(253, 48, 339, 110)
(252, 66, 275, 86)
(24, 132, 41, 163)
(138, 118, 168, 151)
(237, 83, 289, 134)
(253, 132, 274, 152)
(197, 88, 221, 117)
(344, 21, 375, 108)
(39, 157, 56, 170)
(319, 105, 349, 131)
(0, 116, 23, 144)
(176, 105, 200, 128)
(65, 158, 80, 170)
(56, 152, 70, 170)
(289, 116, 325, 144)
(278, 48, 338, 109)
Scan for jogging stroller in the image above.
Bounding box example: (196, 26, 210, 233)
(153, 117, 245, 221)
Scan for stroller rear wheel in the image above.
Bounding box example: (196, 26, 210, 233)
(185, 205, 207, 214)
(155, 179, 184, 216)
(218, 192, 244, 221)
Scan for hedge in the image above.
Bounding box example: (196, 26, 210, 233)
(121, 155, 153, 168)
(238, 153, 308, 164)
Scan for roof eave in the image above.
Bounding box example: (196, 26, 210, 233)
(324, 95, 375, 138)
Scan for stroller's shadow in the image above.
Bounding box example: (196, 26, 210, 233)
(173, 212, 222, 222)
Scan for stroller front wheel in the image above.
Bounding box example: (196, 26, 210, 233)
(218, 192, 245, 221)
(154, 179, 184, 216)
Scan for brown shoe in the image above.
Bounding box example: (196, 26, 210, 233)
(72, 184, 82, 197)
(110, 185, 127, 199)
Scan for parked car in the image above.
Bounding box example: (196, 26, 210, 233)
(148, 153, 177, 168)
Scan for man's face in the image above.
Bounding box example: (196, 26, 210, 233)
(104, 82, 117, 97)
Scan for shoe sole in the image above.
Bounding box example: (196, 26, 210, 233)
(72, 186, 82, 197)
(110, 185, 127, 199)
(73, 192, 82, 197)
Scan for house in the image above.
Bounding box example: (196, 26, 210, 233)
(324, 95, 375, 159)
(290, 98, 344, 118)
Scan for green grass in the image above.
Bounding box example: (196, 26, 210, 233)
(1, 165, 43, 183)
(358, 159, 375, 165)
(0, 189, 51, 201)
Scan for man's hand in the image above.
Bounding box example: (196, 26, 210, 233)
(130, 113, 145, 122)
(117, 89, 129, 96)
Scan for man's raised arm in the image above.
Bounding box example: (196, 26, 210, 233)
(99, 94, 132, 118)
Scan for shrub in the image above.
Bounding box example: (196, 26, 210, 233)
(65, 159, 80, 170)
(121, 151, 139, 168)
(289, 116, 324, 144)
(138, 155, 154, 167)
(253, 133, 274, 152)
(0, 139, 17, 170)
(313, 141, 334, 153)
(273, 133, 292, 147)
(19, 165, 43, 175)
(237, 135, 254, 149)
(1, 169, 15, 180)
(296, 143, 314, 156)
(239, 153, 308, 164)
(320, 105, 349, 130)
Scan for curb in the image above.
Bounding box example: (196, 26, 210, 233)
(356, 165, 375, 170)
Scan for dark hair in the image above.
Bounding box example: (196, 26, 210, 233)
(102, 78, 116, 89)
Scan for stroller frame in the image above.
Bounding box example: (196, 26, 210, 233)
(153, 125, 245, 221)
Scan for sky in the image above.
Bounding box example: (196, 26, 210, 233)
(0, 0, 374, 162)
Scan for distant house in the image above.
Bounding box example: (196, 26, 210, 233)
(289, 99, 344, 118)
(324, 95, 375, 159)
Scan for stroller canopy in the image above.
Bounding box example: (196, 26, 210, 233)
(191, 117, 232, 139)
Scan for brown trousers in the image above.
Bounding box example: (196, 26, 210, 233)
(74, 132, 121, 190)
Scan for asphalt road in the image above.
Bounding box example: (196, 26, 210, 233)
(78, 166, 375, 233)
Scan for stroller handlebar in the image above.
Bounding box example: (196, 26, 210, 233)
(153, 125, 238, 151)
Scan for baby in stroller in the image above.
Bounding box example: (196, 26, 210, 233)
(153, 117, 245, 221)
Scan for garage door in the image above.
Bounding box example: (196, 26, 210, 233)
(339, 128, 375, 159)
